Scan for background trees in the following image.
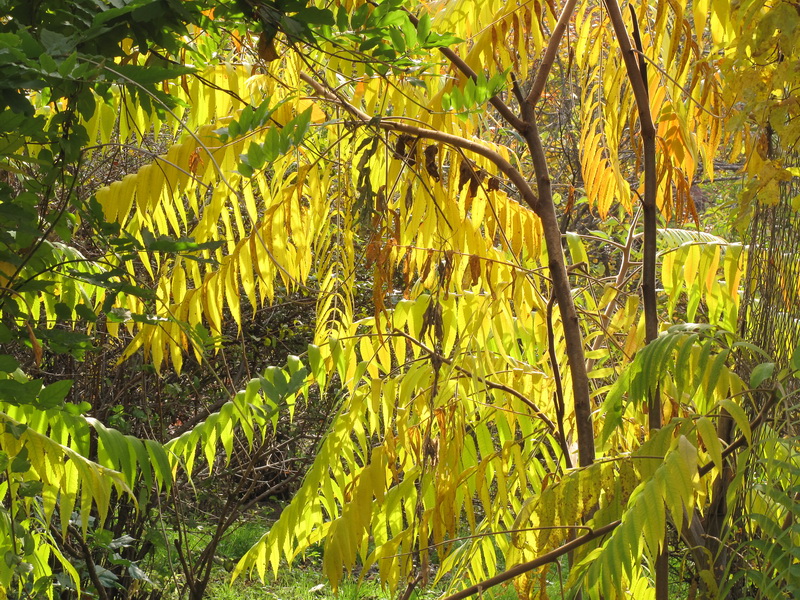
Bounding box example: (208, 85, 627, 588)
(0, 0, 798, 599)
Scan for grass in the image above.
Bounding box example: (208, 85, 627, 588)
(142, 511, 525, 600)
(204, 551, 565, 600)
(208, 572, 393, 600)
(142, 516, 447, 600)
(142, 516, 692, 600)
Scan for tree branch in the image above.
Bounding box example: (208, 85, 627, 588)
(547, 293, 573, 468)
(403, 11, 527, 132)
(299, 72, 540, 212)
(68, 525, 110, 600)
(525, 0, 579, 108)
(440, 520, 620, 600)
(519, 104, 595, 467)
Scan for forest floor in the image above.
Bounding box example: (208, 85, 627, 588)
(144, 513, 544, 600)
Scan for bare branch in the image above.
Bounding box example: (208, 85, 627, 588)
(525, 0, 579, 108)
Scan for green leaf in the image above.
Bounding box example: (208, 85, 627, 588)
(238, 105, 254, 132)
(246, 141, 266, 169)
(58, 51, 79, 77)
(416, 13, 431, 43)
(374, 8, 407, 28)
(38, 379, 73, 408)
(144, 440, 173, 491)
(94, 565, 119, 588)
(308, 344, 326, 388)
(488, 71, 508, 95)
(463, 77, 475, 107)
(286, 367, 308, 397)
(18, 480, 43, 498)
(388, 27, 406, 53)
(10, 447, 30, 473)
(291, 107, 313, 145)
(111, 63, 195, 86)
(359, 36, 383, 53)
(0, 354, 19, 373)
(750, 362, 775, 389)
(336, 6, 349, 31)
(127, 562, 153, 584)
(296, 6, 335, 26)
(237, 161, 254, 178)
(401, 16, 417, 48)
(38, 52, 60, 75)
(109, 535, 136, 550)
(351, 4, 371, 30)
(4, 421, 27, 440)
(39, 29, 75, 55)
(277, 128, 292, 154)
(703, 349, 730, 406)
(566, 232, 590, 266)
(696, 416, 723, 470)
(423, 32, 463, 48)
(262, 127, 281, 163)
(720, 398, 751, 444)
(75, 303, 98, 322)
(441, 91, 451, 112)
(0, 379, 42, 406)
(790, 345, 800, 373)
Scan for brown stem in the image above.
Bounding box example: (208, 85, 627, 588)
(439, 520, 620, 600)
(68, 525, 110, 600)
(399, 572, 424, 600)
(546, 293, 573, 469)
(520, 108, 595, 467)
(299, 73, 540, 213)
(602, 1, 663, 594)
(499, 0, 592, 466)
(525, 0, 579, 108)
(601, 1, 659, 422)
(600, 0, 657, 350)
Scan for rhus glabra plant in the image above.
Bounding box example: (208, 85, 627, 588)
(1, 0, 799, 599)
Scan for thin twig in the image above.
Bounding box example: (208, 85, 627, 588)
(547, 293, 573, 468)
(392, 329, 556, 432)
(526, 0, 579, 108)
(68, 525, 110, 600)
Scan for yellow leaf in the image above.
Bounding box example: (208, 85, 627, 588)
(696, 416, 723, 472)
(720, 398, 751, 444)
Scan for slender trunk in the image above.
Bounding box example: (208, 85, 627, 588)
(602, 1, 666, 596)
(428, 0, 593, 467)
(519, 0, 594, 467)
(521, 109, 595, 467)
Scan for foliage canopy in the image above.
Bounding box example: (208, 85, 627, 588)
(0, 0, 799, 599)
